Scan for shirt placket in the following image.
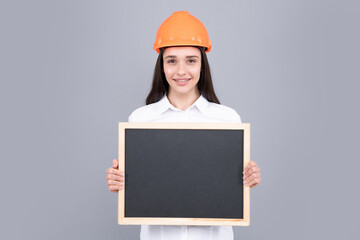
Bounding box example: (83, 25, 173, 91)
(183, 109, 190, 121)
(179, 110, 187, 122)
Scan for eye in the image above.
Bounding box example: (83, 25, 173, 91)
(167, 59, 176, 64)
(188, 59, 197, 63)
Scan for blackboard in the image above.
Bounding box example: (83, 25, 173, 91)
(118, 122, 250, 226)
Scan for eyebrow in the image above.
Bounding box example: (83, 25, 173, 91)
(164, 55, 200, 59)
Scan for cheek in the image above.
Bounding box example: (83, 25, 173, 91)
(164, 67, 176, 84)
(191, 66, 201, 80)
(163, 66, 172, 82)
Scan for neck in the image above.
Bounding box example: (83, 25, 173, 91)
(167, 89, 201, 111)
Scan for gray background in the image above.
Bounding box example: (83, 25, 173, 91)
(1, 0, 359, 239)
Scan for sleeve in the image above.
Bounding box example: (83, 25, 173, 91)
(232, 109, 242, 123)
(236, 112, 242, 123)
(128, 113, 133, 123)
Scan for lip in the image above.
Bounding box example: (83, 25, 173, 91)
(173, 78, 190, 86)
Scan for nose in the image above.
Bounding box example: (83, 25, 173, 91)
(177, 62, 186, 76)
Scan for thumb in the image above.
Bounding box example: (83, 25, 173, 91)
(112, 159, 119, 168)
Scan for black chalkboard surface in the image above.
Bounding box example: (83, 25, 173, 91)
(118, 122, 250, 226)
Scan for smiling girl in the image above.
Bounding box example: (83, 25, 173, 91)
(106, 11, 261, 240)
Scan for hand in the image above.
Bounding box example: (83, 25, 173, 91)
(106, 159, 124, 192)
(243, 160, 261, 188)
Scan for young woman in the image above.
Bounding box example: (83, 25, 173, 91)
(106, 11, 261, 240)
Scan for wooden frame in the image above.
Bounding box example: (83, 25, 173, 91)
(118, 122, 250, 226)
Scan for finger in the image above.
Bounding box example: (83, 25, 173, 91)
(245, 177, 261, 188)
(108, 185, 124, 192)
(107, 180, 124, 186)
(244, 166, 260, 179)
(105, 174, 124, 182)
(108, 183, 124, 189)
(244, 160, 257, 169)
(106, 168, 124, 177)
(113, 159, 119, 168)
(244, 161, 257, 175)
(108, 185, 119, 192)
(243, 172, 261, 184)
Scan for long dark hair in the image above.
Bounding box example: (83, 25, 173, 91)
(145, 47, 220, 105)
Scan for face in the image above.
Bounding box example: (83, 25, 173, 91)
(163, 46, 201, 97)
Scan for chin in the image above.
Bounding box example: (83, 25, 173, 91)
(171, 86, 195, 94)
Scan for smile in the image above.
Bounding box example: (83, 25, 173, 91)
(174, 78, 190, 85)
(174, 78, 191, 81)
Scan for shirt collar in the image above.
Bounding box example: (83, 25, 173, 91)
(156, 93, 209, 115)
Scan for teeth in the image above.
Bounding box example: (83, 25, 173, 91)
(175, 80, 188, 82)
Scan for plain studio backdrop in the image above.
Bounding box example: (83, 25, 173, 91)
(0, 0, 359, 239)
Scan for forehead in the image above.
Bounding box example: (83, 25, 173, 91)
(163, 46, 201, 57)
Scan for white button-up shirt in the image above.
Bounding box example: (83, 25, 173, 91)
(128, 94, 242, 240)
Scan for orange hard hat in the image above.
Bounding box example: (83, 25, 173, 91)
(153, 11, 212, 54)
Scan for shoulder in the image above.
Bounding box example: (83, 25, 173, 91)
(128, 103, 159, 122)
(206, 102, 242, 123)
